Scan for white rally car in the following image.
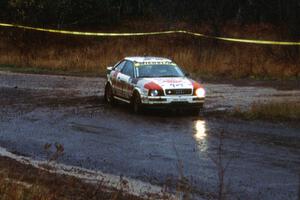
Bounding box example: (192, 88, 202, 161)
(104, 57, 205, 113)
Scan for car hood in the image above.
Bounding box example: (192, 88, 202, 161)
(143, 77, 193, 90)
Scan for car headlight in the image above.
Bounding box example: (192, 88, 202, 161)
(149, 90, 159, 96)
(195, 88, 205, 98)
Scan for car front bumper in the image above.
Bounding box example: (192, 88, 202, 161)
(140, 95, 205, 108)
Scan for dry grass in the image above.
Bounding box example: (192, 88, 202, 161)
(0, 23, 299, 79)
(0, 173, 54, 200)
(0, 142, 175, 200)
(232, 102, 300, 121)
(0, 157, 145, 200)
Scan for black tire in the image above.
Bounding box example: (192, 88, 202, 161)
(104, 84, 115, 105)
(132, 92, 143, 114)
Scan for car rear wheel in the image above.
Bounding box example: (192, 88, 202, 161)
(104, 84, 115, 104)
(132, 93, 143, 114)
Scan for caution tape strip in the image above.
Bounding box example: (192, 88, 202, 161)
(1, 22, 300, 46)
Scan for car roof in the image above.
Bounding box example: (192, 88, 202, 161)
(124, 56, 173, 63)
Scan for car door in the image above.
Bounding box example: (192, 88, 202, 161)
(119, 61, 135, 99)
(111, 60, 126, 97)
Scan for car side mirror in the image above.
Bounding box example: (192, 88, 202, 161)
(185, 72, 190, 77)
(106, 66, 113, 75)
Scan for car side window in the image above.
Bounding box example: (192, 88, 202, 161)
(114, 61, 126, 71)
(121, 61, 134, 78)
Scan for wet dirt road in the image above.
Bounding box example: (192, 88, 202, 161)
(0, 72, 299, 199)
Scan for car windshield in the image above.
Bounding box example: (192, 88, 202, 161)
(136, 64, 185, 78)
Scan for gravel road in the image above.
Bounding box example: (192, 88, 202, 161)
(0, 71, 299, 199)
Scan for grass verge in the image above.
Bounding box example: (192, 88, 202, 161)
(0, 156, 144, 200)
(230, 102, 300, 122)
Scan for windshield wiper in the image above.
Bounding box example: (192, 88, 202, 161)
(138, 76, 154, 78)
(157, 75, 181, 77)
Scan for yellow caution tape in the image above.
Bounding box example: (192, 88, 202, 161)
(1, 22, 300, 46)
(181, 30, 300, 46)
(0, 22, 179, 36)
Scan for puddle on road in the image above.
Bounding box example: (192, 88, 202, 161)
(193, 120, 209, 152)
(194, 120, 207, 141)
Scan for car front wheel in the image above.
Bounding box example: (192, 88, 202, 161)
(132, 93, 143, 114)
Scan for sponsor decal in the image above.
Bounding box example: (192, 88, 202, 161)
(169, 83, 184, 88)
(134, 62, 175, 67)
(162, 79, 182, 83)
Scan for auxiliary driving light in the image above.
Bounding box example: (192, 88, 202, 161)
(195, 88, 206, 98)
